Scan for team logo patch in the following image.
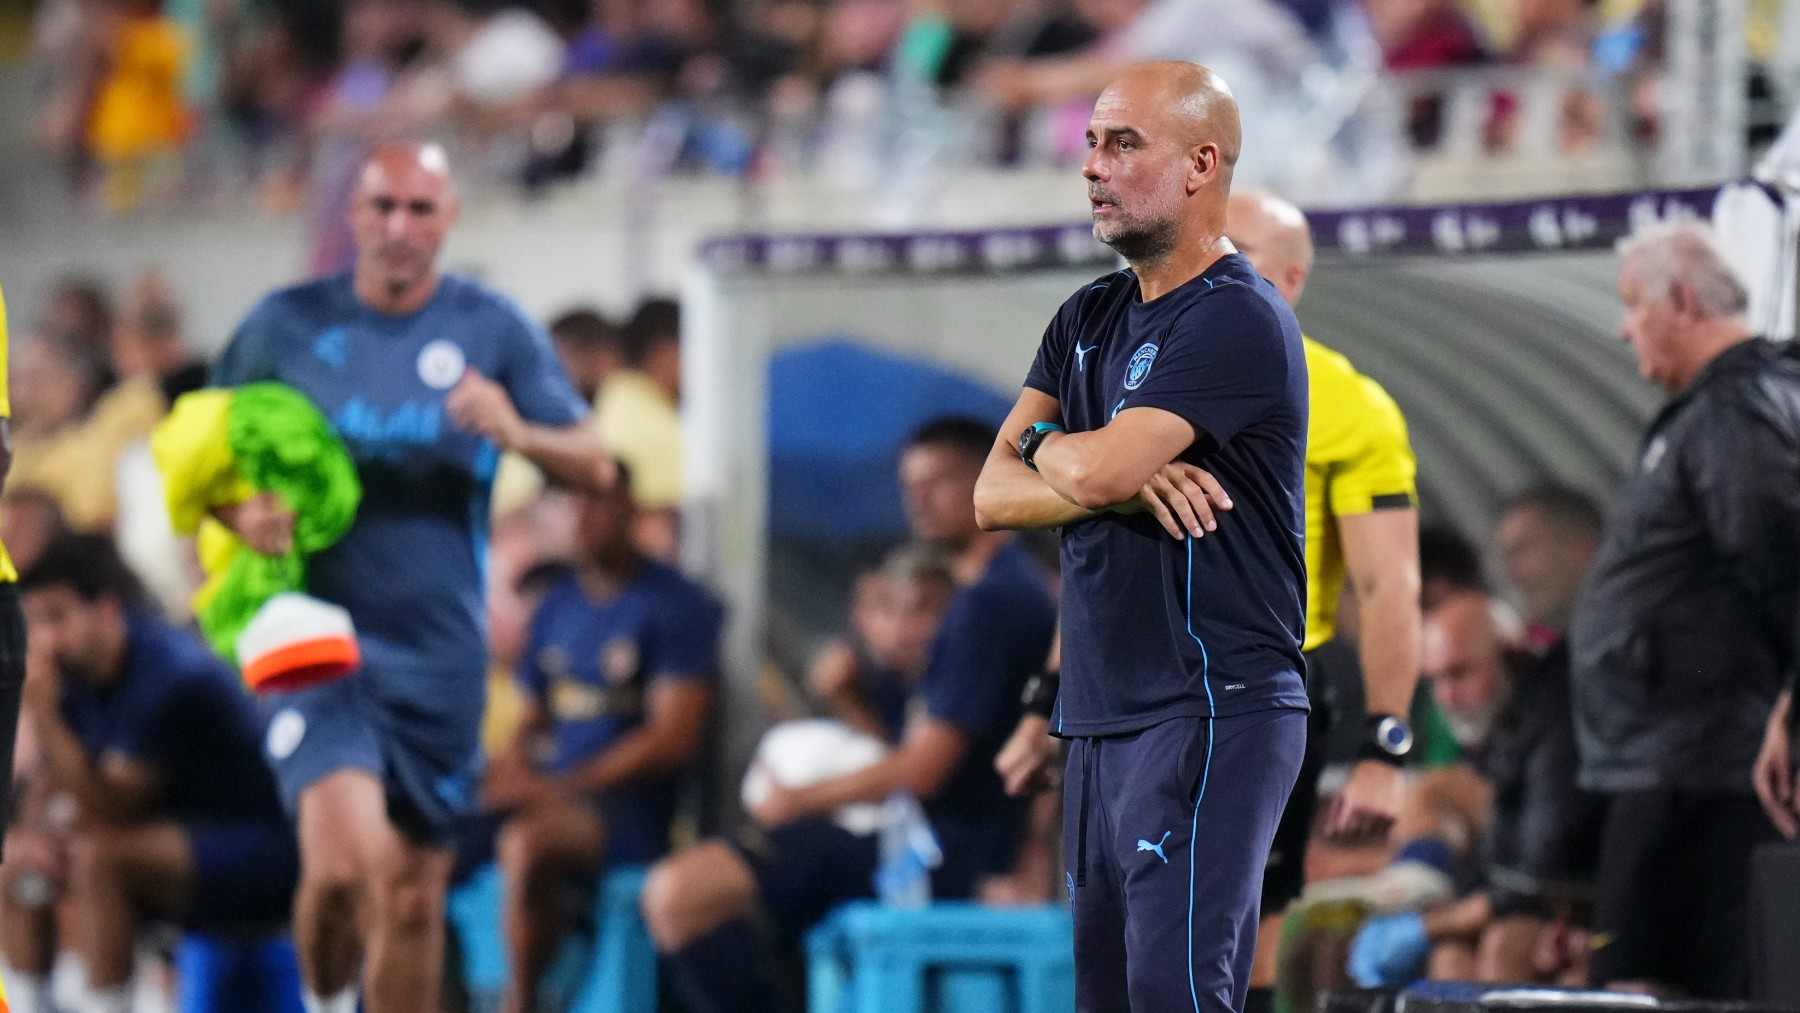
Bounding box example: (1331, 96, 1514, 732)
(602, 638, 641, 685)
(267, 709, 306, 761)
(551, 678, 606, 720)
(1124, 342, 1159, 390)
(417, 339, 466, 390)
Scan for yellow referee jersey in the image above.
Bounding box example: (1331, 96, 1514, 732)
(0, 286, 17, 583)
(1302, 336, 1416, 650)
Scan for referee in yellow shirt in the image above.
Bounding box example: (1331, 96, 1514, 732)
(0, 285, 27, 855)
(1225, 192, 1423, 1010)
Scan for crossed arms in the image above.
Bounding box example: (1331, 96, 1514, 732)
(974, 387, 1227, 538)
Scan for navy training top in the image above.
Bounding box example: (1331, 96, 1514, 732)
(517, 561, 724, 866)
(61, 611, 288, 826)
(1023, 255, 1310, 736)
(211, 273, 589, 714)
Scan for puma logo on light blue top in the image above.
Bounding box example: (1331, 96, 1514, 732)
(1137, 830, 1173, 864)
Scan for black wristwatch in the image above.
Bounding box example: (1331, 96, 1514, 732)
(1355, 714, 1413, 766)
(1021, 670, 1060, 718)
(1017, 422, 1066, 472)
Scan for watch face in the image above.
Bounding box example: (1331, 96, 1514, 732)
(1376, 716, 1414, 755)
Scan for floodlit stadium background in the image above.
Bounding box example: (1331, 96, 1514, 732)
(0, 0, 1798, 1000)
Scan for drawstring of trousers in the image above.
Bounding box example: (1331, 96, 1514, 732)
(1076, 738, 1097, 887)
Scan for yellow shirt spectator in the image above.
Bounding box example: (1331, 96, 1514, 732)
(88, 12, 189, 162)
(1302, 336, 1418, 650)
(594, 369, 682, 510)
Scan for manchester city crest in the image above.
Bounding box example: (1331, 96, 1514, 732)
(1124, 342, 1159, 390)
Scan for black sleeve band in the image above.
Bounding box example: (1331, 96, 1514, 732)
(1021, 670, 1060, 718)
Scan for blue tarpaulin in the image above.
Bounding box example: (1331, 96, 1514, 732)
(768, 339, 1014, 541)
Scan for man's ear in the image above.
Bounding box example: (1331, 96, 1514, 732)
(1189, 144, 1220, 195)
(1669, 278, 1700, 321)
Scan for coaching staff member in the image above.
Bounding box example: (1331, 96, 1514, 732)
(975, 61, 1308, 1013)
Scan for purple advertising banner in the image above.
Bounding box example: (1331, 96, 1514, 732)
(697, 187, 1723, 276)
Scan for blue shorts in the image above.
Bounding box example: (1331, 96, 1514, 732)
(1063, 710, 1305, 1013)
(186, 822, 301, 934)
(260, 670, 482, 847)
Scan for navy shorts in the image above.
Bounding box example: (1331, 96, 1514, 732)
(1064, 710, 1305, 1013)
(187, 822, 301, 934)
(731, 818, 878, 945)
(260, 671, 482, 847)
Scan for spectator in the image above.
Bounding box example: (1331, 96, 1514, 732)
(1365, 0, 1490, 148)
(109, 272, 207, 401)
(0, 490, 68, 578)
(1571, 220, 1797, 997)
(431, 0, 567, 119)
(109, 273, 209, 618)
(903, 0, 1095, 89)
(37, 277, 114, 375)
(549, 307, 625, 404)
(1346, 591, 1602, 986)
(481, 467, 720, 1013)
(1493, 483, 1602, 650)
(544, 0, 681, 171)
(6, 334, 107, 530)
(217, 4, 338, 197)
(305, 0, 432, 278)
(9, 279, 184, 534)
(1481, 0, 1605, 153)
(596, 297, 683, 561)
(641, 416, 1055, 1013)
(490, 308, 624, 517)
(974, 0, 1318, 126)
(85, 0, 190, 213)
(0, 534, 298, 1013)
(808, 545, 956, 743)
(1369, 0, 1489, 71)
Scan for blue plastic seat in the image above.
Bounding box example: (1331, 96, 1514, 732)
(805, 901, 1076, 1013)
(445, 862, 657, 1013)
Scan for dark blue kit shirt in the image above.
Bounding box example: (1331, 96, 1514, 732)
(918, 542, 1056, 875)
(211, 274, 589, 703)
(517, 562, 724, 865)
(1023, 255, 1310, 737)
(60, 612, 287, 827)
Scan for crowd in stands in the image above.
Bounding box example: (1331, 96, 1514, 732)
(19, 0, 1688, 213)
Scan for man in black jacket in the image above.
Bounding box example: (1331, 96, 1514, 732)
(1570, 219, 1796, 997)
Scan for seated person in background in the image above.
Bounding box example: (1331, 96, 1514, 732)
(1345, 592, 1604, 986)
(808, 545, 956, 743)
(480, 467, 721, 1013)
(641, 417, 1056, 1013)
(0, 534, 298, 1013)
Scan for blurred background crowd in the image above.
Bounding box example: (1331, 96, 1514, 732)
(2, 0, 1796, 218)
(0, 0, 1798, 1005)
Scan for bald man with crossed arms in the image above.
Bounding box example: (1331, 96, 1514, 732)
(975, 62, 1310, 1012)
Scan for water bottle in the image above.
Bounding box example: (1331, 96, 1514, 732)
(875, 792, 942, 909)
